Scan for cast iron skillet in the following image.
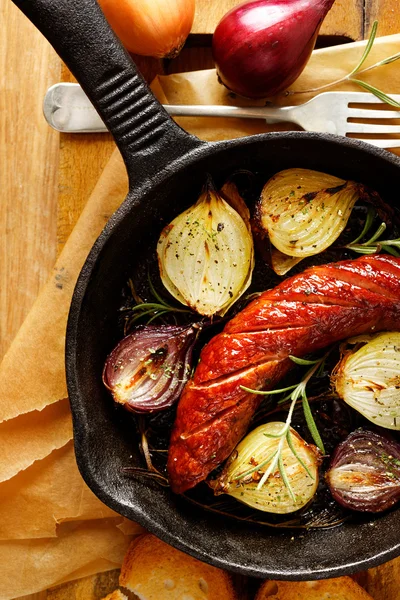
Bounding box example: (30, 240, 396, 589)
(14, 0, 400, 580)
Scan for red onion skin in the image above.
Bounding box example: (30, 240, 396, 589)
(326, 429, 400, 513)
(212, 0, 336, 99)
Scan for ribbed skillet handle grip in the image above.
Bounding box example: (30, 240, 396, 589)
(12, 0, 203, 187)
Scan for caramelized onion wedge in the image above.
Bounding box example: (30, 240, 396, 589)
(270, 247, 304, 276)
(332, 332, 400, 430)
(103, 324, 200, 413)
(212, 422, 320, 514)
(326, 429, 400, 513)
(256, 168, 363, 273)
(157, 178, 254, 317)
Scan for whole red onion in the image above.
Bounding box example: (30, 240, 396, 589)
(212, 0, 336, 99)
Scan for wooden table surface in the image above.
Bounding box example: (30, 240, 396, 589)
(1, 0, 400, 598)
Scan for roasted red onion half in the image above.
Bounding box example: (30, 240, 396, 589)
(103, 324, 200, 413)
(326, 429, 400, 513)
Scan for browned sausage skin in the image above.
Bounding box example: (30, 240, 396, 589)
(167, 256, 400, 494)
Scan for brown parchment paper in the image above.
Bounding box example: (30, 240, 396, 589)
(0, 520, 143, 600)
(0, 442, 120, 540)
(1, 34, 400, 598)
(0, 399, 72, 483)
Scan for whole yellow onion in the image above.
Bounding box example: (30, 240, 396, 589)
(98, 0, 195, 58)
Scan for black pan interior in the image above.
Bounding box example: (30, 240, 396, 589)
(66, 132, 400, 579)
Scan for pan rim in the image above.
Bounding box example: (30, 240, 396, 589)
(66, 131, 400, 579)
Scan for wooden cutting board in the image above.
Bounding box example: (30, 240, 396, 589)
(193, 0, 364, 37)
(1, 0, 400, 598)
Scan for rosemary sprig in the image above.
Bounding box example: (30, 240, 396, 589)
(242, 353, 327, 450)
(122, 276, 192, 332)
(287, 21, 400, 107)
(240, 352, 328, 500)
(349, 205, 376, 245)
(348, 21, 379, 76)
(345, 211, 400, 256)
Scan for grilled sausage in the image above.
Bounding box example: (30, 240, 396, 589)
(167, 255, 400, 494)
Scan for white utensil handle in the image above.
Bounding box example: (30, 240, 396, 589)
(43, 82, 293, 133)
(44, 83, 107, 132)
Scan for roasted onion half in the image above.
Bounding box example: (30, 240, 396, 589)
(332, 332, 400, 430)
(326, 429, 400, 513)
(103, 323, 200, 413)
(212, 422, 320, 514)
(255, 168, 364, 275)
(157, 179, 254, 316)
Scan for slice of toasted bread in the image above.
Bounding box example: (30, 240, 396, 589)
(255, 577, 374, 600)
(119, 534, 237, 599)
(101, 590, 128, 600)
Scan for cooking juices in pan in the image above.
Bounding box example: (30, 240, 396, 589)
(104, 167, 400, 530)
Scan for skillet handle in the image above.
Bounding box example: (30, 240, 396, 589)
(12, 0, 203, 187)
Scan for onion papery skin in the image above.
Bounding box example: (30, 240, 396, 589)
(212, 0, 336, 99)
(326, 429, 400, 513)
(213, 422, 320, 514)
(256, 169, 361, 274)
(333, 332, 400, 430)
(103, 324, 199, 413)
(97, 0, 195, 58)
(157, 180, 254, 317)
